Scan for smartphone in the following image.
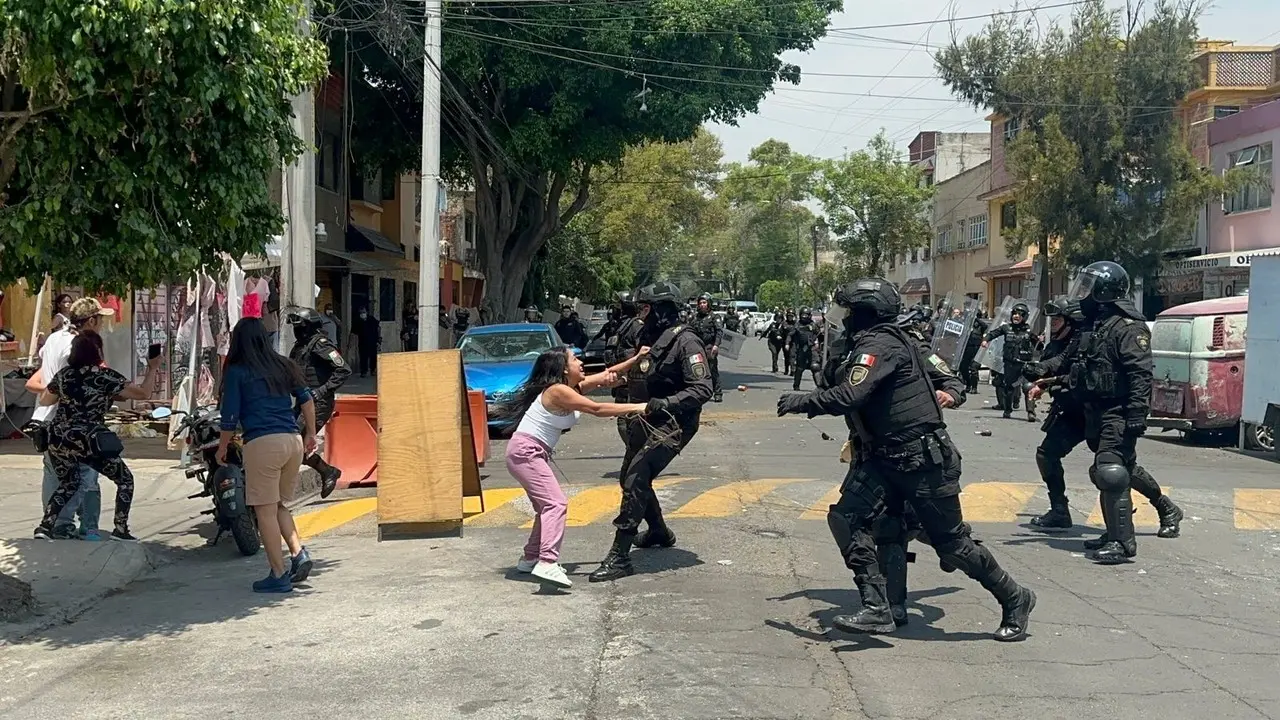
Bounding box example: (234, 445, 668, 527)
(148, 343, 163, 360)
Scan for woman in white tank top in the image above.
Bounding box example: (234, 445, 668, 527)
(498, 346, 649, 589)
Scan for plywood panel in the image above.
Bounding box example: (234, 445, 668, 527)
(376, 349, 478, 531)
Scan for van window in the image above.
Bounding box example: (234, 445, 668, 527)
(1151, 319, 1192, 353)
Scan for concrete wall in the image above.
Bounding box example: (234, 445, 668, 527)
(932, 161, 997, 302)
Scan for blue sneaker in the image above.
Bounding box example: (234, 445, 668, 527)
(290, 547, 314, 583)
(252, 570, 293, 593)
(80, 530, 105, 542)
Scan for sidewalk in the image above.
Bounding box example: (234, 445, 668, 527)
(0, 437, 220, 639)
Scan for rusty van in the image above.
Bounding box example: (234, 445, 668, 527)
(1147, 295, 1268, 450)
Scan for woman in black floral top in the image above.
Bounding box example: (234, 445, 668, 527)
(35, 332, 160, 541)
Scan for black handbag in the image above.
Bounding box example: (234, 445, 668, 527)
(90, 429, 124, 459)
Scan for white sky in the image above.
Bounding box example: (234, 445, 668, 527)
(709, 0, 1280, 162)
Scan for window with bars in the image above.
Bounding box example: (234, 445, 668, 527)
(1225, 142, 1273, 214)
(1003, 117, 1022, 142)
(956, 218, 969, 249)
(936, 228, 951, 254)
(969, 214, 988, 247)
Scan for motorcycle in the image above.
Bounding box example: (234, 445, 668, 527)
(150, 406, 260, 556)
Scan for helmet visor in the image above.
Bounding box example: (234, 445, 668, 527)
(1067, 272, 1098, 302)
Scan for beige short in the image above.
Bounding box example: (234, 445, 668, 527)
(242, 433, 304, 507)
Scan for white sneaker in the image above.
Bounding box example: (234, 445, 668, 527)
(532, 561, 573, 589)
(516, 558, 537, 573)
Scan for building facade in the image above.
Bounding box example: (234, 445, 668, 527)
(930, 161, 1000, 307)
(885, 131, 991, 305)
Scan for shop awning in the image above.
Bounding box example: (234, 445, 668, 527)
(1161, 247, 1280, 275)
(899, 277, 930, 295)
(975, 257, 1033, 279)
(317, 247, 394, 272)
(346, 223, 403, 255)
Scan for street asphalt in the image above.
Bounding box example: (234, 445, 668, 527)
(3, 337, 1279, 719)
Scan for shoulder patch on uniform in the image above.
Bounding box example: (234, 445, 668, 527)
(687, 352, 708, 380)
(927, 353, 953, 375)
(328, 349, 345, 366)
(854, 353, 877, 367)
(1136, 333, 1149, 351)
(848, 365, 870, 386)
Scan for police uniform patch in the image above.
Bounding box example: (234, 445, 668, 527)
(927, 353, 952, 375)
(639, 358, 651, 373)
(688, 352, 708, 380)
(328, 349, 345, 367)
(1136, 333, 1149, 351)
(854, 354, 877, 367)
(848, 365, 869, 386)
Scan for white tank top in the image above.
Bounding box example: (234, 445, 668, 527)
(515, 390, 580, 449)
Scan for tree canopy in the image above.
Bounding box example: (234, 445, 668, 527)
(935, 0, 1220, 292)
(0, 0, 327, 290)
(815, 132, 933, 277)
(336, 0, 842, 318)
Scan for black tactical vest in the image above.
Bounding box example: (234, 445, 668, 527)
(1067, 316, 1128, 401)
(1002, 324, 1036, 364)
(843, 324, 944, 447)
(691, 314, 717, 346)
(289, 334, 329, 390)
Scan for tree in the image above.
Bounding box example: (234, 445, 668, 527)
(805, 263, 841, 304)
(341, 0, 840, 319)
(0, 0, 327, 290)
(815, 132, 933, 278)
(756, 279, 797, 310)
(935, 0, 1223, 308)
(721, 139, 819, 296)
(523, 218, 634, 306)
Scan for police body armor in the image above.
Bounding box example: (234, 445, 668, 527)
(1003, 325, 1036, 364)
(626, 325, 686, 404)
(290, 334, 333, 396)
(835, 324, 946, 459)
(605, 316, 639, 366)
(1067, 319, 1127, 402)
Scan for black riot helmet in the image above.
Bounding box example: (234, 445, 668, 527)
(834, 278, 902, 334)
(1042, 296, 1068, 317)
(696, 292, 713, 314)
(616, 291, 637, 317)
(1011, 302, 1030, 324)
(286, 307, 324, 341)
(1070, 260, 1130, 318)
(637, 282, 682, 330)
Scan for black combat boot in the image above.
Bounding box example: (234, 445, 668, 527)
(712, 391, 723, 403)
(1090, 491, 1138, 565)
(1154, 495, 1184, 539)
(1030, 502, 1072, 530)
(634, 525, 677, 549)
(1082, 533, 1110, 550)
(589, 532, 636, 582)
(304, 455, 343, 499)
(976, 557, 1036, 642)
(877, 545, 910, 627)
(832, 576, 897, 634)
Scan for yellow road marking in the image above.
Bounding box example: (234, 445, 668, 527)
(295, 497, 378, 539)
(1085, 487, 1171, 528)
(800, 486, 842, 520)
(464, 488, 531, 527)
(518, 476, 697, 528)
(959, 482, 1039, 523)
(668, 478, 806, 519)
(1234, 488, 1280, 530)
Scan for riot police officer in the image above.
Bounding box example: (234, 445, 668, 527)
(523, 305, 541, 323)
(778, 279, 1035, 641)
(763, 312, 789, 373)
(287, 307, 353, 499)
(787, 314, 819, 391)
(961, 309, 987, 394)
(782, 310, 799, 374)
(983, 302, 1038, 421)
(608, 293, 646, 463)
(591, 283, 713, 582)
(690, 293, 724, 402)
(1067, 261, 1183, 564)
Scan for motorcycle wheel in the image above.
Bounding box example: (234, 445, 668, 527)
(230, 511, 261, 556)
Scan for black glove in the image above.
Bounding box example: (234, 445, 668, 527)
(1125, 415, 1147, 436)
(1021, 363, 1043, 382)
(777, 392, 809, 417)
(645, 398, 670, 415)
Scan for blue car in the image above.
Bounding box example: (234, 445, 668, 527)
(459, 323, 580, 436)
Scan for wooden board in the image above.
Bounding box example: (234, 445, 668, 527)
(376, 349, 480, 538)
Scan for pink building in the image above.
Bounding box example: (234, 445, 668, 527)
(1200, 100, 1279, 297)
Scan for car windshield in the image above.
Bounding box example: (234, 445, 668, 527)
(459, 330, 555, 363)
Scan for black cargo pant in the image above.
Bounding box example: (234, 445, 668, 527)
(1036, 401, 1086, 508)
(1084, 410, 1165, 547)
(996, 361, 1026, 412)
(768, 340, 784, 372)
(828, 435, 1016, 604)
(709, 355, 721, 396)
(612, 413, 699, 535)
(792, 350, 813, 390)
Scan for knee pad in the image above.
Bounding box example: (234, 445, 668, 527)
(1092, 463, 1130, 491)
(934, 538, 980, 574)
(871, 514, 908, 546)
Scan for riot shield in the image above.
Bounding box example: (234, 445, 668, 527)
(976, 296, 1040, 376)
(929, 293, 980, 371)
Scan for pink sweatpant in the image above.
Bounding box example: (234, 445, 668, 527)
(505, 432, 568, 563)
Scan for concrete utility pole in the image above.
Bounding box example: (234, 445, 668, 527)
(416, 0, 443, 350)
(280, 0, 317, 354)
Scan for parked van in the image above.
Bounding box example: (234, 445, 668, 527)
(1147, 295, 1269, 449)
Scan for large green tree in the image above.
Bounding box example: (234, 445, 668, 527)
(815, 132, 933, 278)
(339, 0, 841, 320)
(0, 0, 327, 290)
(935, 0, 1221, 307)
